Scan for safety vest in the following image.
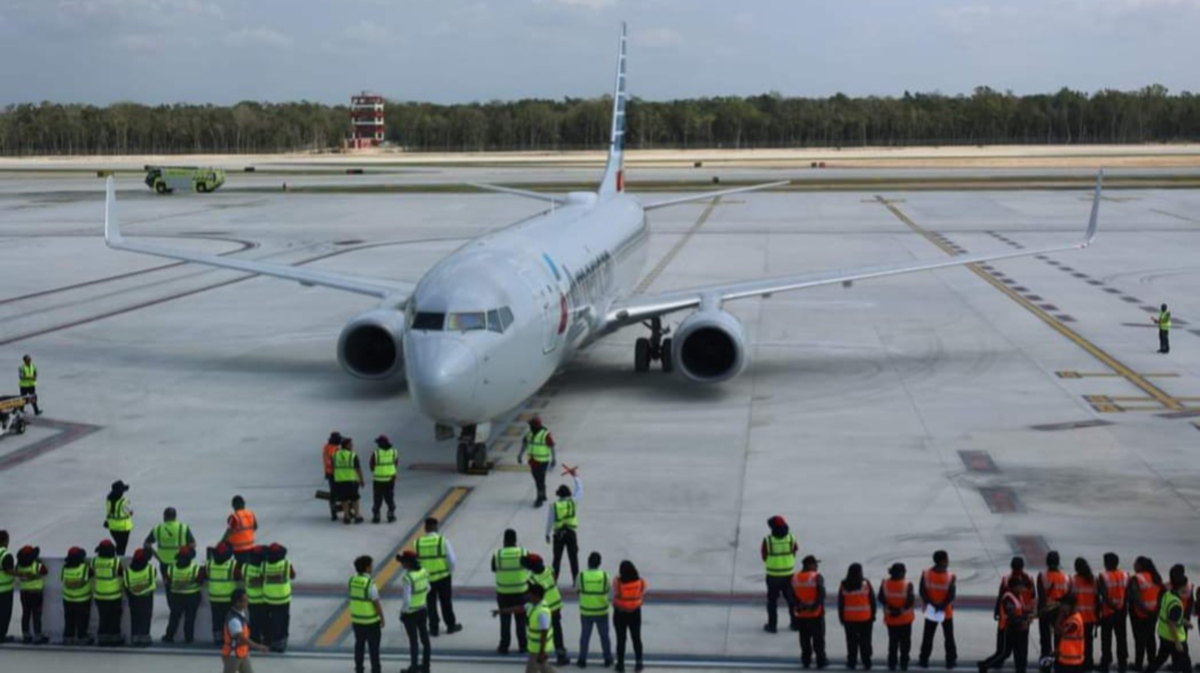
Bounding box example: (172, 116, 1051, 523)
(1042, 570, 1071, 602)
(764, 534, 797, 577)
(533, 567, 563, 612)
(227, 510, 256, 552)
(124, 565, 157, 596)
(614, 578, 646, 612)
(1002, 573, 1037, 614)
(1159, 310, 1172, 331)
(525, 428, 552, 463)
(415, 534, 450, 582)
(17, 561, 44, 591)
(152, 522, 189, 564)
(243, 562, 265, 604)
(322, 443, 338, 476)
(19, 363, 36, 388)
(106, 496, 133, 532)
(792, 571, 824, 618)
(61, 564, 92, 603)
(1101, 569, 1129, 616)
(1157, 590, 1187, 643)
(579, 569, 611, 617)
(333, 449, 358, 483)
(222, 609, 251, 659)
(527, 600, 555, 654)
(263, 560, 292, 605)
(207, 558, 237, 602)
(92, 556, 122, 601)
(403, 568, 430, 614)
(0, 547, 14, 593)
(167, 561, 201, 595)
(923, 569, 955, 618)
(1134, 572, 1162, 618)
(998, 592, 1026, 631)
(882, 578, 914, 626)
(1058, 613, 1086, 666)
(842, 581, 873, 623)
(372, 448, 397, 481)
(1074, 575, 1098, 625)
(493, 546, 530, 595)
(349, 575, 381, 625)
(554, 499, 578, 531)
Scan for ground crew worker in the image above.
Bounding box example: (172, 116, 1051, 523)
(124, 548, 156, 647)
(918, 550, 957, 669)
(1039, 552, 1074, 661)
(1154, 304, 1172, 354)
(1057, 595, 1086, 673)
(397, 550, 432, 673)
(1072, 558, 1099, 670)
(104, 480, 134, 555)
(223, 588, 269, 673)
(1098, 552, 1130, 673)
(18, 354, 41, 415)
(492, 583, 557, 673)
(333, 437, 366, 525)
(492, 528, 530, 654)
(416, 516, 461, 636)
(92, 539, 125, 646)
(262, 542, 295, 652)
(839, 563, 877, 670)
(243, 546, 269, 642)
(527, 553, 571, 666)
(881, 563, 916, 671)
(547, 469, 582, 586)
(144, 507, 195, 578)
(794, 555, 829, 670)
(613, 560, 646, 673)
(60, 546, 93, 646)
(164, 545, 205, 643)
(979, 574, 1032, 673)
(16, 545, 48, 644)
(518, 416, 556, 507)
(207, 543, 241, 646)
(763, 515, 800, 634)
(223, 496, 259, 565)
(323, 431, 343, 521)
(1145, 565, 1191, 673)
(370, 435, 399, 524)
(996, 557, 1036, 632)
(577, 552, 613, 668)
(0, 531, 15, 644)
(1131, 557, 1165, 670)
(350, 556, 385, 673)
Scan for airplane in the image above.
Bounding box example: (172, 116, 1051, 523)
(103, 24, 1103, 473)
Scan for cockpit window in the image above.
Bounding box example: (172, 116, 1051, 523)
(412, 312, 445, 330)
(487, 310, 503, 333)
(499, 306, 514, 330)
(447, 312, 486, 331)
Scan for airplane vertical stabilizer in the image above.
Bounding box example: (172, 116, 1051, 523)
(598, 23, 627, 197)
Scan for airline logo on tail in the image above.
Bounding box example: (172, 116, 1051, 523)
(600, 23, 627, 196)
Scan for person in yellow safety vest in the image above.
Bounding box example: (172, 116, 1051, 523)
(546, 471, 582, 586)
(1145, 565, 1191, 673)
(518, 416, 557, 507)
(206, 542, 241, 646)
(1154, 304, 1172, 354)
(577, 551, 614, 668)
(333, 437, 366, 525)
(18, 354, 41, 415)
(92, 539, 125, 647)
(526, 553, 571, 667)
(492, 582, 557, 673)
(369, 435, 399, 524)
(15, 545, 49, 644)
(0, 530, 16, 644)
(144, 507, 195, 579)
(491, 528, 531, 654)
(60, 546, 94, 646)
(242, 546, 269, 643)
(416, 516, 462, 636)
(124, 548, 157, 647)
(397, 550, 432, 673)
(104, 480, 134, 555)
(762, 515, 799, 633)
(262, 542, 295, 653)
(350, 555, 385, 673)
(164, 545, 205, 644)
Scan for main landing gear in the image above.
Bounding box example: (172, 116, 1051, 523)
(455, 424, 490, 474)
(634, 317, 674, 373)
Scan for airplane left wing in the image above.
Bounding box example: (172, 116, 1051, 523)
(605, 173, 1103, 330)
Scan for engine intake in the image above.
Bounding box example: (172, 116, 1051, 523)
(672, 309, 748, 384)
(337, 309, 406, 380)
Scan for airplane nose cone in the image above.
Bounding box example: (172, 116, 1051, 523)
(407, 337, 479, 420)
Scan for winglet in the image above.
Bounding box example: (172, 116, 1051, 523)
(1083, 170, 1103, 247)
(104, 176, 123, 246)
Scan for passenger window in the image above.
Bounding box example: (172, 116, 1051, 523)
(499, 306, 514, 330)
(447, 312, 486, 331)
(412, 312, 445, 330)
(487, 310, 503, 333)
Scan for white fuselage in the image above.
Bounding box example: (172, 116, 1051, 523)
(402, 192, 648, 425)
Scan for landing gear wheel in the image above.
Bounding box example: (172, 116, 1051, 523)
(635, 338, 651, 372)
(660, 338, 674, 373)
(456, 442, 470, 474)
(472, 442, 487, 469)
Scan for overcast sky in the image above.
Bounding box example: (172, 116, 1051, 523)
(1, 0, 1198, 106)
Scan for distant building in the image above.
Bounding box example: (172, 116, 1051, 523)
(350, 91, 385, 149)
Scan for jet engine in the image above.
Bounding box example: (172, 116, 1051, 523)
(672, 309, 749, 384)
(337, 309, 406, 379)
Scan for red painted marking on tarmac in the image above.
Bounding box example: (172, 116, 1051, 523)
(980, 486, 1022, 513)
(958, 450, 998, 474)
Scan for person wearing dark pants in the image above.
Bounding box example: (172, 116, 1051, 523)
(518, 416, 556, 508)
(1155, 305, 1172, 354)
(370, 435, 399, 524)
(18, 354, 41, 415)
(881, 563, 916, 672)
(241, 546, 268, 642)
(1038, 552, 1072, 662)
(839, 563, 876, 670)
(492, 529, 530, 654)
(527, 554, 570, 666)
(578, 552, 614, 668)
(1056, 596, 1087, 673)
(206, 543, 240, 646)
(548, 473, 583, 586)
(1145, 565, 1191, 673)
(349, 556, 384, 673)
(16, 545, 48, 644)
(918, 550, 958, 669)
(613, 560, 646, 673)
(978, 575, 1031, 673)
(0, 531, 14, 644)
(164, 547, 205, 643)
(1098, 553, 1130, 673)
(323, 432, 343, 522)
(124, 549, 157, 647)
(1131, 557, 1165, 671)
(416, 517, 461, 637)
(104, 480, 134, 556)
(794, 556, 829, 669)
(60, 547, 93, 645)
(262, 543, 295, 652)
(92, 540, 125, 646)
(762, 515, 799, 633)
(397, 551, 432, 673)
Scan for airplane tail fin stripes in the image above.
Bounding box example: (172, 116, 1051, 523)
(598, 23, 627, 197)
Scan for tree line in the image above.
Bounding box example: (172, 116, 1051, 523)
(2, 85, 1199, 156)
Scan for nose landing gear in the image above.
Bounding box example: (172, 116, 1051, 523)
(454, 424, 492, 474)
(634, 317, 674, 373)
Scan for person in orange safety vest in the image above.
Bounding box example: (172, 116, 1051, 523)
(879, 563, 915, 671)
(839, 563, 877, 670)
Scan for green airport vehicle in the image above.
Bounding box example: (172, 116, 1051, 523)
(144, 166, 226, 194)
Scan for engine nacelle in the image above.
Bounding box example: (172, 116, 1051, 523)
(672, 309, 749, 384)
(337, 309, 406, 380)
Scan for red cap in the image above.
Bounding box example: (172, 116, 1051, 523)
(68, 546, 85, 556)
(97, 539, 114, 548)
(400, 550, 418, 560)
(527, 553, 544, 564)
(529, 415, 543, 427)
(375, 435, 391, 447)
(269, 543, 283, 552)
(769, 515, 787, 527)
(132, 548, 148, 562)
(19, 545, 34, 555)
(215, 542, 230, 555)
